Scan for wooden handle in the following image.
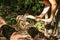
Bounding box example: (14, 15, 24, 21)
(27, 15, 36, 19)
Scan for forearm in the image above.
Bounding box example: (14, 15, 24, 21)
(39, 6, 50, 18)
(50, 4, 57, 20)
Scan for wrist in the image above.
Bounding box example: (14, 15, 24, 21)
(49, 17, 53, 21)
(39, 14, 45, 18)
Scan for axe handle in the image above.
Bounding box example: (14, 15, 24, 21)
(27, 15, 36, 19)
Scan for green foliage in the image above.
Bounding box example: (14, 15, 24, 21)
(6, 18, 11, 25)
(32, 1, 44, 11)
(25, 0, 33, 5)
(6, 18, 16, 25)
(35, 21, 44, 29)
(27, 19, 45, 29)
(0, 0, 44, 25)
(36, 22, 42, 29)
(27, 19, 35, 25)
(0, 12, 3, 16)
(0, 5, 3, 9)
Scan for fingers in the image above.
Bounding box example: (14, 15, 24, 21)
(41, 19, 52, 24)
(41, 19, 47, 23)
(35, 16, 42, 21)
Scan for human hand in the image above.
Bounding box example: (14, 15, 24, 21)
(41, 18, 53, 24)
(35, 16, 42, 22)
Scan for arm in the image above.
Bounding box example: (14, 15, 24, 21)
(36, 0, 57, 24)
(38, 0, 51, 18)
(49, 0, 57, 20)
(39, 6, 50, 18)
(41, 0, 57, 24)
(35, 0, 51, 21)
